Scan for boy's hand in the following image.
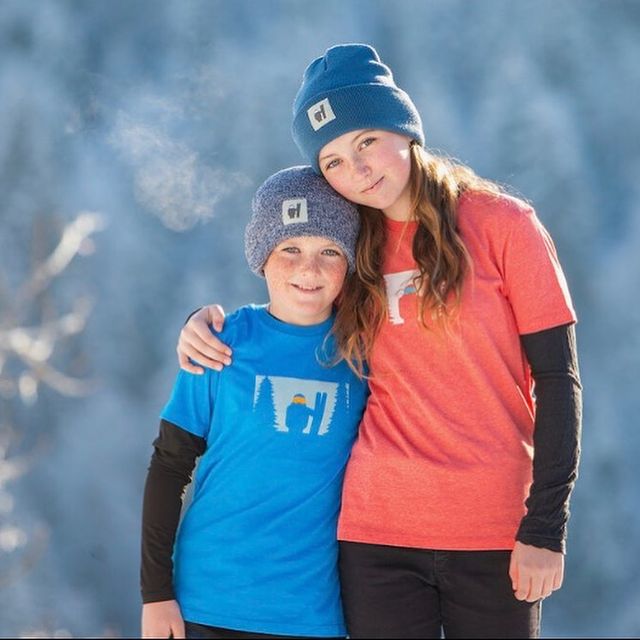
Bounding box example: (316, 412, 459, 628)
(142, 599, 185, 638)
(177, 304, 231, 374)
(509, 541, 564, 602)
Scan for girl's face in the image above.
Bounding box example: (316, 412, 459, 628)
(263, 235, 348, 326)
(319, 129, 413, 221)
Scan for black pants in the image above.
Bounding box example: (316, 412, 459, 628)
(185, 620, 345, 639)
(339, 541, 541, 639)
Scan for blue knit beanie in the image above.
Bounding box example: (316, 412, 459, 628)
(245, 166, 360, 277)
(292, 43, 425, 173)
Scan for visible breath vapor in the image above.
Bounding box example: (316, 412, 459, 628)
(110, 111, 245, 231)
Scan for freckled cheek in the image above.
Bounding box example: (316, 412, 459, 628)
(264, 262, 294, 290)
(323, 263, 348, 291)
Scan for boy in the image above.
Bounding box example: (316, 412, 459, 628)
(141, 166, 367, 639)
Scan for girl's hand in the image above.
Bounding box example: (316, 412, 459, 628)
(142, 599, 185, 639)
(509, 541, 564, 602)
(177, 304, 232, 374)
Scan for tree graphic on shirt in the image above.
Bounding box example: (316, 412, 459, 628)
(253, 376, 276, 429)
(326, 380, 348, 435)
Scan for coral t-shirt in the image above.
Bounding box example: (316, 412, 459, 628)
(337, 191, 577, 550)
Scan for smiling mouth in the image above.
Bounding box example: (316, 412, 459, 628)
(362, 177, 383, 194)
(292, 283, 322, 292)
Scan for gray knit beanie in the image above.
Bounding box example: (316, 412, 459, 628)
(245, 166, 360, 277)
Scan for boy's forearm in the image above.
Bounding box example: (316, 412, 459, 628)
(140, 420, 205, 603)
(141, 464, 183, 602)
(516, 323, 582, 553)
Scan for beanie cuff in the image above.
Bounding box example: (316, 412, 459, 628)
(292, 83, 424, 173)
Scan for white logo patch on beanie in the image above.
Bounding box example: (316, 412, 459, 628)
(307, 98, 336, 131)
(282, 198, 308, 225)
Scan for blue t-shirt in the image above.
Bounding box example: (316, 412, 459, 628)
(161, 304, 368, 637)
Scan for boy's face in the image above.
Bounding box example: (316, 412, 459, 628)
(263, 235, 348, 326)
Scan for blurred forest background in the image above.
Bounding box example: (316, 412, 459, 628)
(1, 0, 639, 637)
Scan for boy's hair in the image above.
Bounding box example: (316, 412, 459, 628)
(245, 166, 360, 276)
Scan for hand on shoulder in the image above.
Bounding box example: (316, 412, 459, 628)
(177, 304, 231, 374)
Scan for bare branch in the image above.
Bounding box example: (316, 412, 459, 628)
(14, 212, 106, 306)
(0, 297, 93, 363)
(22, 360, 96, 398)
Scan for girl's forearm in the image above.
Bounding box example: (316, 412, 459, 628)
(516, 323, 582, 553)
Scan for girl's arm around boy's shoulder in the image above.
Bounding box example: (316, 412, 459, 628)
(177, 303, 265, 375)
(178, 304, 231, 375)
(175, 303, 246, 376)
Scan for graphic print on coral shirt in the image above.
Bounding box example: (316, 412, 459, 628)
(383, 269, 419, 325)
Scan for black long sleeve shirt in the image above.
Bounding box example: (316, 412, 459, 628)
(141, 420, 205, 603)
(515, 322, 582, 552)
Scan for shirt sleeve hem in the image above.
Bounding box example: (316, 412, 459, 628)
(141, 589, 176, 604)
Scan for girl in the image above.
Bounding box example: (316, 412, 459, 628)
(177, 44, 582, 639)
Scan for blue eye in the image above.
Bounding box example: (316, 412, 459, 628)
(322, 248, 342, 257)
(325, 158, 340, 171)
(360, 137, 375, 149)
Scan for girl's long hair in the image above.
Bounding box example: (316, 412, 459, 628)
(332, 143, 501, 377)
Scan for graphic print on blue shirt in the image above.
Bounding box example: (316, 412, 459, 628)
(253, 375, 349, 435)
(160, 305, 368, 637)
